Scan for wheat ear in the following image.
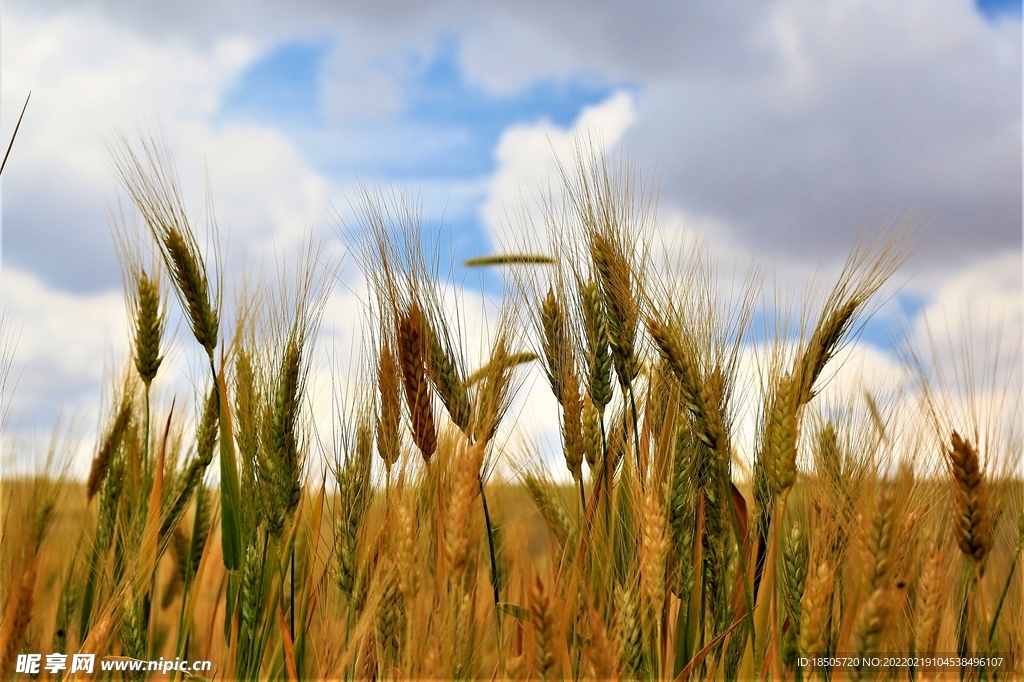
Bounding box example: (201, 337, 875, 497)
(582, 394, 603, 473)
(529, 574, 558, 680)
(947, 430, 991, 567)
(768, 373, 799, 495)
(87, 401, 132, 500)
(799, 560, 834, 660)
(580, 278, 613, 410)
(867, 483, 896, 590)
(641, 485, 669, 620)
(0, 554, 37, 680)
(615, 581, 643, 678)
(133, 269, 165, 386)
(397, 303, 437, 462)
(851, 588, 890, 681)
(913, 545, 947, 655)
(376, 340, 402, 474)
(445, 439, 484, 577)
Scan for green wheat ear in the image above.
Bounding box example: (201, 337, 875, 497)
(464, 254, 556, 267)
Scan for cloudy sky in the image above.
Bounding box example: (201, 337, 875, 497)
(0, 0, 1020, 469)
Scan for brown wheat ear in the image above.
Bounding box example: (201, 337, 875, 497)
(396, 302, 437, 463)
(947, 430, 991, 568)
(376, 339, 402, 474)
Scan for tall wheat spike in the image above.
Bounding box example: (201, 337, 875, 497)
(397, 303, 437, 463)
(529, 574, 558, 680)
(376, 340, 403, 474)
(112, 136, 219, 360)
(0, 555, 37, 680)
(947, 431, 992, 567)
(799, 560, 834, 660)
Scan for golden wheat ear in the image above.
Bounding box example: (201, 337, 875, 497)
(799, 560, 834, 661)
(0, 553, 37, 680)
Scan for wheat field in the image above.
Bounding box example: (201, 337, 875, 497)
(0, 137, 1021, 681)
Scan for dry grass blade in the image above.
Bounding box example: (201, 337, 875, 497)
(465, 253, 556, 267)
(464, 351, 538, 387)
(0, 91, 30, 176)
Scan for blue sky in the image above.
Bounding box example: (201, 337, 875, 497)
(219, 35, 624, 291)
(976, 0, 1022, 19)
(221, 36, 619, 176)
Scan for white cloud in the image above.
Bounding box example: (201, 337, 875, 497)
(1, 6, 341, 461)
(1, 5, 333, 291)
(481, 89, 637, 251)
(1, 267, 126, 410)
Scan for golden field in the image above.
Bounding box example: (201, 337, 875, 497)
(1, 139, 1021, 680)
